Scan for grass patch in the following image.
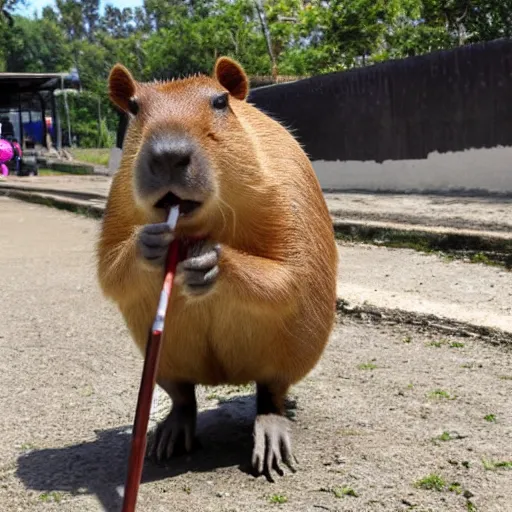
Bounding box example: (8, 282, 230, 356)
(414, 474, 446, 491)
(320, 486, 358, 498)
(19, 442, 37, 451)
(402, 335, 412, 343)
(39, 491, 62, 503)
(484, 414, 497, 423)
(357, 362, 377, 370)
(499, 375, 512, 380)
(334, 225, 512, 270)
(482, 459, 512, 471)
(70, 148, 110, 166)
(470, 252, 494, 266)
(38, 168, 70, 176)
(429, 339, 448, 348)
(433, 431, 453, 442)
(448, 482, 463, 494)
(42, 161, 94, 174)
(182, 485, 191, 494)
(428, 389, 455, 400)
(269, 494, 288, 504)
(333, 486, 358, 498)
(428, 339, 463, 348)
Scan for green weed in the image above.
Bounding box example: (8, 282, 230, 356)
(39, 492, 62, 503)
(415, 474, 446, 491)
(428, 389, 455, 400)
(333, 486, 358, 498)
(357, 362, 377, 370)
(269, 494, 288, 504)
(482, 459, 512, 471)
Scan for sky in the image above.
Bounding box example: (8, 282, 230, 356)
(22, 0, 144, 17)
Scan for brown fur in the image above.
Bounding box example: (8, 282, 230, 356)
(97, 57, 337, 392)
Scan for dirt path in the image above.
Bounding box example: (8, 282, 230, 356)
(1, 197, 511, 512)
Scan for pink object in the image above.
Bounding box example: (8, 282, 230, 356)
(0, 139, 14, 164)
(1, 163, 8, 176)
(12, 141, 22, 158)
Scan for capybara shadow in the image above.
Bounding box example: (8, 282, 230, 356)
(16, 394, 297, 512)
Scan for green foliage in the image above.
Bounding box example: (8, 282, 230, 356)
(0, 0, 509, 149)
(269, 493, 288, 504)
(333, 485, 358, 498)
(482, 458, 512, 470)
(415, 473, 446, 491)
(56, 91, 115, 148)
(0, 15, 71, 72)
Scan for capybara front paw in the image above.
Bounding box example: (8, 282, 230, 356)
(177, 240, 220, 296)
(136, 222, 174, 268)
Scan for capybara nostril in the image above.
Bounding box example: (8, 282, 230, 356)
(148, 136, 193, 176)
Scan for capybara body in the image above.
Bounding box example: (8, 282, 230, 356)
(97, 57, 338, 475)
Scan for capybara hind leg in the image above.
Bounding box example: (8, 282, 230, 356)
(147, 381, 197, 463)
(252, 382, 295, 479)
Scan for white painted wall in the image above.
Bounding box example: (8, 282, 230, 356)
(313, 146, 512, 194)
(108, 147, 122, 174)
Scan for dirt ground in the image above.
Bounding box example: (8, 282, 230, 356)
(336, 243, 512, 333)
(1, 197, 511, 512)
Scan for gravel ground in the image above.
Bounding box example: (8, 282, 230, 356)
(1, 197, 511, 512)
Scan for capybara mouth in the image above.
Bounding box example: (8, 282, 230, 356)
(154, 191, 202, 216)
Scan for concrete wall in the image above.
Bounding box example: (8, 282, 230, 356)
(248, 38, 512, 195)
(313, 146, 512, 194)
(108, 147, 122, 174)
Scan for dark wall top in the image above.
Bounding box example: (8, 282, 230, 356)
(117, 38, 512, 163)
(247, 38, 512, 163)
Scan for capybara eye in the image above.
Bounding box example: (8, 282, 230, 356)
(128, 98, 139, 116)
(212, 93, 228, 110)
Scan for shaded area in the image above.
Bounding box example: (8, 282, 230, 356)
(16, 395, 297, 512)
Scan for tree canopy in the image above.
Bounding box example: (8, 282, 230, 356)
(0, 0, 508, 147)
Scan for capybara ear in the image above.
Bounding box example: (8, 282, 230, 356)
(108, 64, 137, 114)
(214, 56, 249, 101)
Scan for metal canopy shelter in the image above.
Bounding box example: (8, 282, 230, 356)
(0, 72, 69, 93)
(0, 72, 77, 150)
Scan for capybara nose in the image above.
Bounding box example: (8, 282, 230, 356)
(148, 136, 193, 177)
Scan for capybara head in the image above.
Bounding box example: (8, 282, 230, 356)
(108, 57, 267, 236)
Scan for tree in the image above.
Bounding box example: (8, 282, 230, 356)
(0, 15, 71, 72)
(55, 0, 86, 41)
(82, 0, 100, 41)
(0, 0, 23, 27)
(101, 5, 134, 38)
